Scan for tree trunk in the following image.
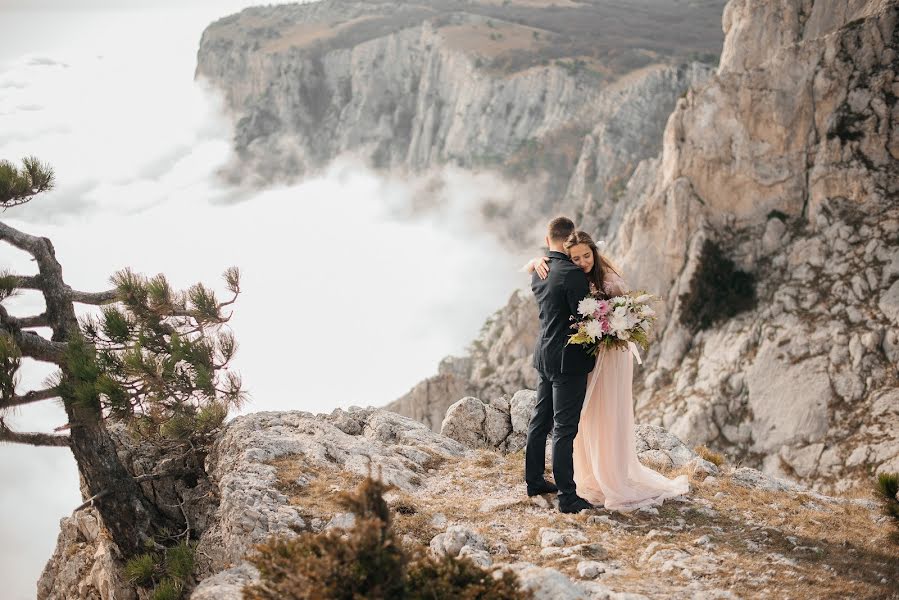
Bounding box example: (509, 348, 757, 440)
(1, 226, 166, 558)
(65, 402, 163, 557)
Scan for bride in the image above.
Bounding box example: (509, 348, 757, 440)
(527, 230, 689, 511)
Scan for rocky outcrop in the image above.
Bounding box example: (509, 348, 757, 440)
(195, 0, 719, 242)
(384, 355, 475, 431)
(610, 0, 899, 493)
(37, 422, 218, 600)
(40, 405, 895, 599)
(440, 389, 720, 478)
(397, 0, 899, 494)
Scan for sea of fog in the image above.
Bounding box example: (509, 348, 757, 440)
(0, 3, 533, 597)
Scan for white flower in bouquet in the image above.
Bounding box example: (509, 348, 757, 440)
(578, 296, 599, 317)
(625, 313, 640, 329)
(584, 320, 604, 340)
(639, 304, 656, 318)
(608, 310, 629, 333)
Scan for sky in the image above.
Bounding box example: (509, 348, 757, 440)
(0, 2, 533, 597)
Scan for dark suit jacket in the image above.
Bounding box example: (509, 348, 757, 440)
(531, 250, 596, 375)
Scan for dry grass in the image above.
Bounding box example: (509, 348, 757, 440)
(589, 476, 899, 598)
(694, 444, 726, 467)
(439, 20, 550, 58)
(267, 454, 366, 524)
(474, 0, 583, 7)
(268, 449, 898, 598)
(261, 16, 378, 53)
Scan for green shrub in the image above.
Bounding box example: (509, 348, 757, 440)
(678, 239, 757, 332)
(150, 578, 183, 600)
(405, 553, 525, 600)
(876, 472, 899, 543)
(125, 538, 195, 598)
(124, 553, 156, 585)
(165, 540, 195, 581)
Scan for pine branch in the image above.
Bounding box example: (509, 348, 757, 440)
(69, 287, 119, 305)
(0, 156, 55, 209)
(17, 313, 48, 328)
(0, 305, 67, 364)
(0, 417, 69, 446)
(1, 386, 60, 409)
(9, 274, 42, 291)
(72, 489, 112, 513)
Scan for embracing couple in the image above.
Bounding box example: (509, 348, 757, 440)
(523, 216, 689, 513)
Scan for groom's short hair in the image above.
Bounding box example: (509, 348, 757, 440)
(547, 216, 576, 242)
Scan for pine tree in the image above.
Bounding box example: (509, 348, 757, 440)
(0, 157, 247, 558)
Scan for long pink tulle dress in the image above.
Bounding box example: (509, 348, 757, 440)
(572, 272, 690, 511)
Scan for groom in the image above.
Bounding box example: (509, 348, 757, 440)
(525, 216, 595, 513)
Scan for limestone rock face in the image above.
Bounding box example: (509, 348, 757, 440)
(195, 1, 719, 243)
(37, 509, 136, 600)
(196, 408, 468, 575)
(612, 0, 899, 493)
(404, 0, 899, 494)
(384, 356, 475, 432)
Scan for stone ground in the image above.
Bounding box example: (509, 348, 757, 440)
(262, 410, 899, 600)
(38, 408, 899, 600)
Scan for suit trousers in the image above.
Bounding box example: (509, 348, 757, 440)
(524, 368, 588, 501)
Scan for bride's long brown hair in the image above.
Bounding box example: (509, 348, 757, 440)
(564, 231, 619, 296)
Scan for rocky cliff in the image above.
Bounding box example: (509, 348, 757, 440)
(38, 404, 899, 599)
(393, 0, 899, 495)
(195, 0, 722, 241)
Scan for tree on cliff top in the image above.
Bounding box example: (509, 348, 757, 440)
(0, 156, 247, 558)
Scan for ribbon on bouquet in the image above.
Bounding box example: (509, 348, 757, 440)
(626, 340, 643, 365)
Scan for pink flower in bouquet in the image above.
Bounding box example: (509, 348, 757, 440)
(600, 317, 611, 333)
(597, 300, 610, 315)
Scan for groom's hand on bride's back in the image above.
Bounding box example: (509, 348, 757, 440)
(534, 256, 549, 279)
(526, 256, 550, 279)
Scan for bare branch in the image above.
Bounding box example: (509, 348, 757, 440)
(17, 312, 48, 328)
(1, 386, 59, 409)
(5, 273, 118, 306)
(72, 489, 112, 514)
(69, 287, 119, 305)
(0, 418, 69, 447)
(0, 305, 67, 364)
(9, 274, 42, 291)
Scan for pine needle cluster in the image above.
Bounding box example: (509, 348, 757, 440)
(124, 539, 196, 600)
(0, 156, 55, 208)
(59, 266, 246, 441)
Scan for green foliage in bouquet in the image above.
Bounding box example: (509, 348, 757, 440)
(242, 475, 532, 600)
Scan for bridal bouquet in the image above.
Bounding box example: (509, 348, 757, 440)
(566, 290, 659, 362)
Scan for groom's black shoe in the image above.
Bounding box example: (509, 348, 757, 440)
(526, 480, 559, 497)
(559, 495, 594, 513)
